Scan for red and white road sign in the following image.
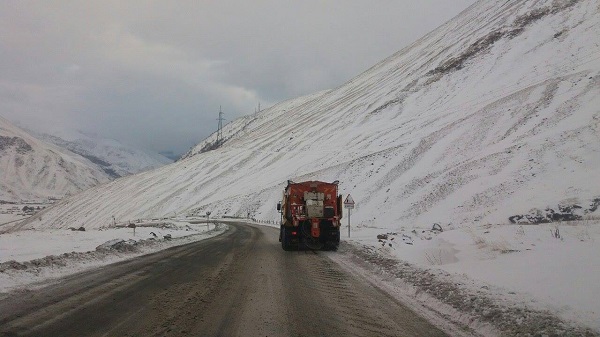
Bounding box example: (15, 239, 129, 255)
(344, 194, 355, 209)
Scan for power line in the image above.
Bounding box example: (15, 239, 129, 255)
(216, 106, 225, 145)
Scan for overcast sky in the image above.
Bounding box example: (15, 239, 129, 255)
(0, 0, 477, 156)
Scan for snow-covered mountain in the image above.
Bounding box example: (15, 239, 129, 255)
(0, 116, 110, 202)
(13, 0, 600, 231)
(33, 129, 172, 178)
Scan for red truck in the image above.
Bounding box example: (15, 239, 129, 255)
(277, 180, 343, 251)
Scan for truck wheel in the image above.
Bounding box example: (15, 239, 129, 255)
(281, 227, 291, 251)
(323, 229, 340, 251)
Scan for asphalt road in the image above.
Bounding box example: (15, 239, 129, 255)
(0, 223, 447, 337)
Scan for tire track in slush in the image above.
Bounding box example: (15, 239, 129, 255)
(286, 252, 445, 337)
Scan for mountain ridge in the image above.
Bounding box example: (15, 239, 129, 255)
(0, 116, 111, 202)
(11, 0, 600, 231)
(32, 129, 172, 178)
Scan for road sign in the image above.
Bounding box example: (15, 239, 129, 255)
(343, 194, 355, 238)
(344, 194, 355, 209)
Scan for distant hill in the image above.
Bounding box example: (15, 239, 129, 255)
(33, 129, 172, 178)
(0, 116, 110, 202)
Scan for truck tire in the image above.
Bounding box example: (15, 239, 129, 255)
(324, 229, 340, 251)
(281, 226, 291, 251)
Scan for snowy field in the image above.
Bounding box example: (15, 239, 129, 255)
(0, 220, 227, 294)
(0, 212, 25, 226)
(0, 203, 50, 227)
(341, 218, 600, 332)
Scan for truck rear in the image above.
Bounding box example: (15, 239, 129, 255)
(277, 180, 343, 250)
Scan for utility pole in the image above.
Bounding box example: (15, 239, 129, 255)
(216, 106, 225, 145)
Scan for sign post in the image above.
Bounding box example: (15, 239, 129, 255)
(343, 194, 355, 238)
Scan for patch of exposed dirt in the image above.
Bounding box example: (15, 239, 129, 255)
(0, 136, 32, 154)
(427, 0, 582, 78)
(509, 198, 599, 224)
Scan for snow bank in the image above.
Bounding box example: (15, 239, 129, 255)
(0, 222, 227, 294)
(344, 218, 600, 332)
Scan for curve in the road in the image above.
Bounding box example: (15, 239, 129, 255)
(0, 223, 446, 337)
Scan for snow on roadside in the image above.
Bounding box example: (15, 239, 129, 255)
(0, 221, 227, 294)
(333, 219, 600, 335)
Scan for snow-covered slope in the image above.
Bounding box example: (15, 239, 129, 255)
(35, 129, 172, 178)
(0, 117, 110, 202)
(180, 90, 331, 159)
(13, 0, 600, 231)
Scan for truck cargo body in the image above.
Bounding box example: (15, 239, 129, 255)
(278, 180, 342, 250)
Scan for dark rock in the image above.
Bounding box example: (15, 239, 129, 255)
(0, 136, 33, 154)
(376, 234, 388, 240)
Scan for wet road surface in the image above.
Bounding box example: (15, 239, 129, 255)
(0, 223, 446, 337)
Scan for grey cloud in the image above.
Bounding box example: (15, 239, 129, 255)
(0, 0, 476, 156)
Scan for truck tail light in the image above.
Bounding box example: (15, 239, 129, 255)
(311, 220, 320, 238)
(291, 231, 297, 236)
